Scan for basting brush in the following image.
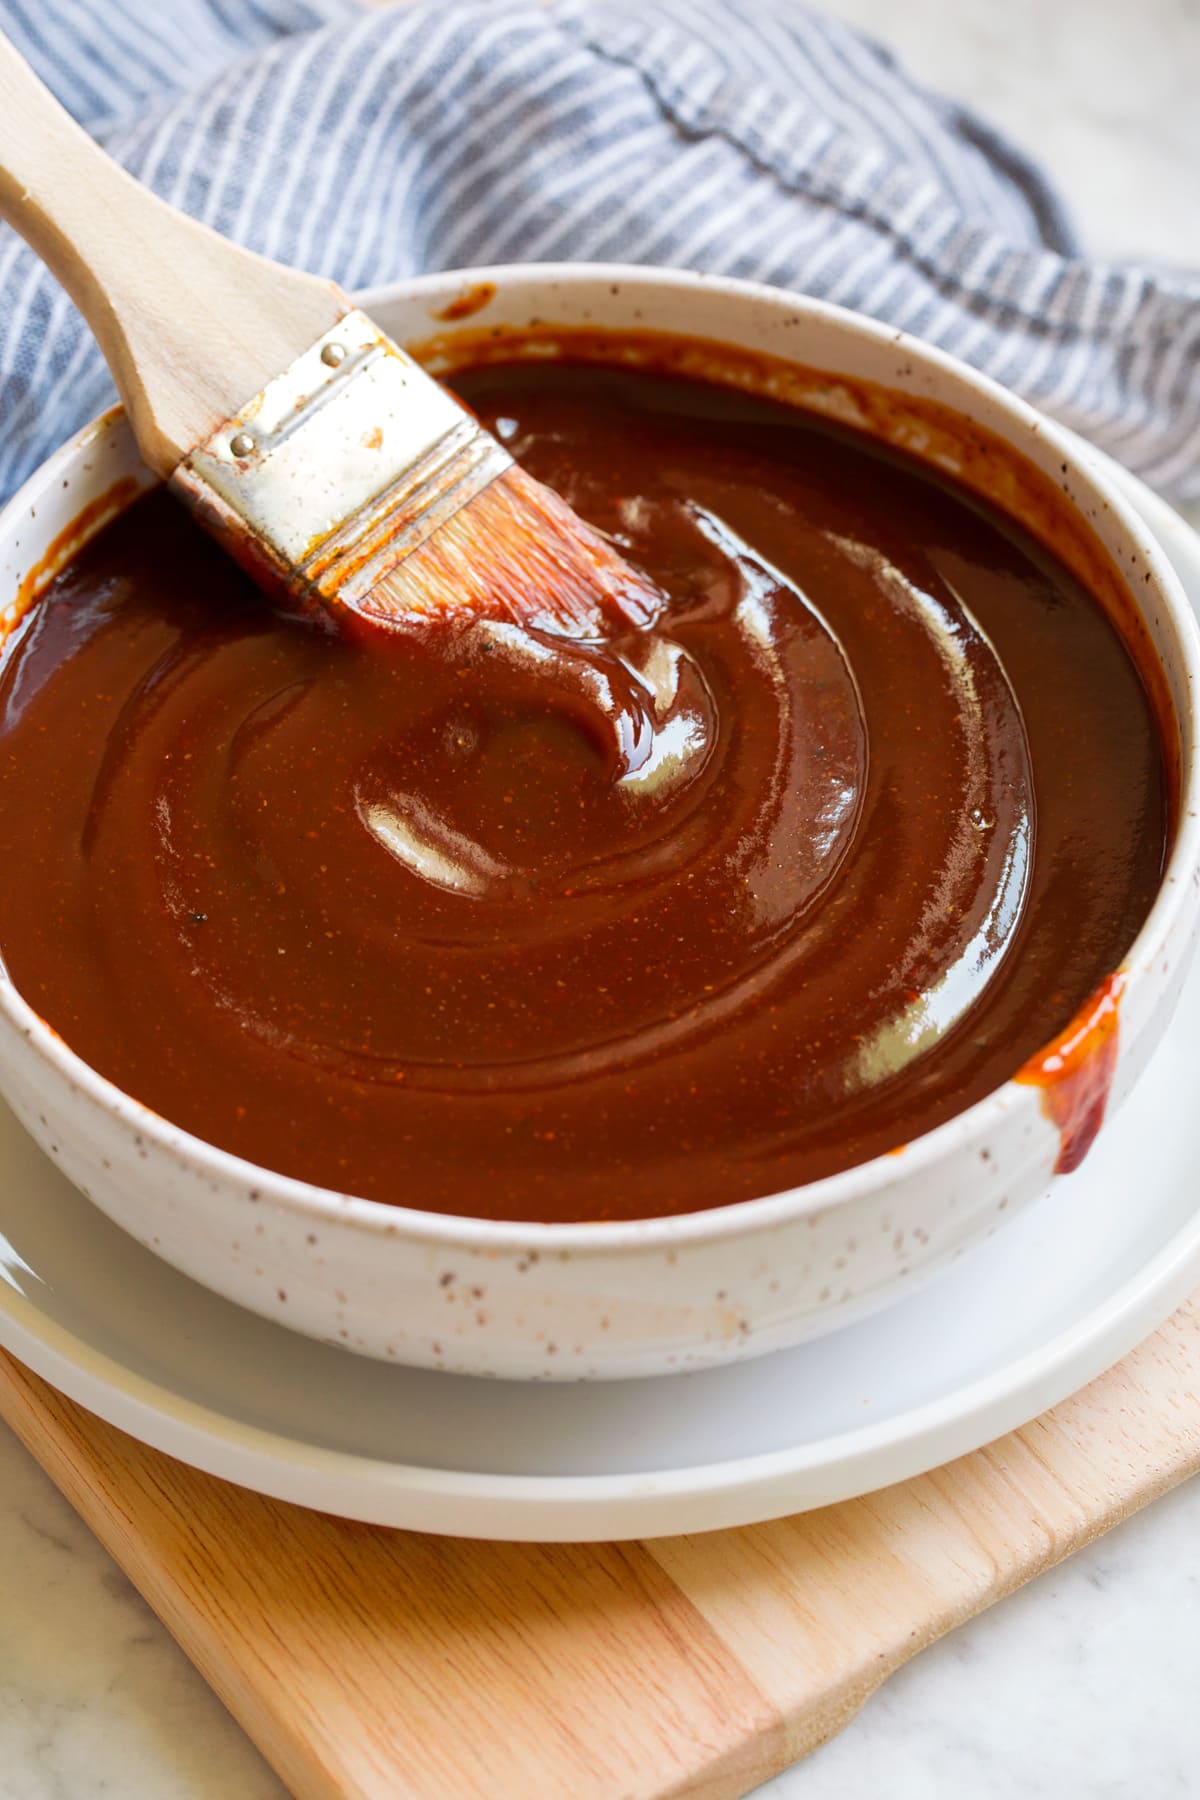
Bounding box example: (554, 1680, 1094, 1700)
(0, 33, 660, 640)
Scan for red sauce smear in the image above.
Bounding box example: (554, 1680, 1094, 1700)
(2, 476, 141, 648)
(432, 281, 497, 323)
(1017, 973, 1126, 1174)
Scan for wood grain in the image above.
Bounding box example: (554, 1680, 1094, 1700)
(2, 1294, 1199, 1799)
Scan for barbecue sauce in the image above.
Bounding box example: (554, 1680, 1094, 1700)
(0, 362, 1168, 1221)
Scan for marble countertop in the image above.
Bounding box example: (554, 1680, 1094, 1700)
(3, 3, 1199, 1796)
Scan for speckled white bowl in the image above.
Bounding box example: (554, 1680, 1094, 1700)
(2, 265, 1199, 1380)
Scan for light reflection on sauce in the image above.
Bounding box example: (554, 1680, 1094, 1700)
(0, 362, 1168, 1222)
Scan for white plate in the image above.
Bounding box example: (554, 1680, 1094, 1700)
(2, 454, 1199, 1543)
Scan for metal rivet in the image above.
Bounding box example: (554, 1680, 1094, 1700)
(320, 342, 346, 368)
(230, 432, 255, 458)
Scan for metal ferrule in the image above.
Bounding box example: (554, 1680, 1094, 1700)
(170, 309, 512, 614)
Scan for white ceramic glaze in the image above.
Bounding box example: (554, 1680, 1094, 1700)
(1, 267, 1198, 1380)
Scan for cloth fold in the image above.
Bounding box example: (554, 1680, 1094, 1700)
(1, 0, 1197, 502)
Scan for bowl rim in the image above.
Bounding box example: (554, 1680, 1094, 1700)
(2, 260, 1198, 1254)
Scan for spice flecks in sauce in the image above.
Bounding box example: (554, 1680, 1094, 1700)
(0, 362, 1167, 1223)
(1017, 973, 1126, 1174)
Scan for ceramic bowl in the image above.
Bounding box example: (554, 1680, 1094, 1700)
(1, 265, 1198, 1380)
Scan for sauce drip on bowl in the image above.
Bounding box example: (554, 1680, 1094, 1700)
(0, 362, 1168, 1222)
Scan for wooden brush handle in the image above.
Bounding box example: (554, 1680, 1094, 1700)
(0, 30, 349, 475)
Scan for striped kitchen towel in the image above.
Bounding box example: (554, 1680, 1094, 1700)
(1, 0, 1197, 502)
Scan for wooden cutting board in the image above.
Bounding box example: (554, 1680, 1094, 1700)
(2, 1299, 1200, 1800)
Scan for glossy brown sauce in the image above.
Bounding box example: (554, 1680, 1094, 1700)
(0, 361, 1168, 1221)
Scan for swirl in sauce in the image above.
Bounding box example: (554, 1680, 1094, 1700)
(0, 362, 1166, 1221)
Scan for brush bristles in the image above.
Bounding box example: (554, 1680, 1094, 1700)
(348, 464, 662, 639)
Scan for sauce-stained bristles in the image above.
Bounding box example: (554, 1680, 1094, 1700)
(349, 462, 663, 639)
(172, 311, 663, 641)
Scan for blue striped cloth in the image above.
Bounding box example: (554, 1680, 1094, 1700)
(2, 0, 1198, 503)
